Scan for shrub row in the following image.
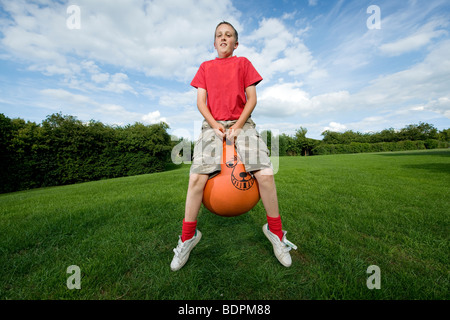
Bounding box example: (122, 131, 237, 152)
(312, 139, 449, 155)
(0, 113, 173, 194)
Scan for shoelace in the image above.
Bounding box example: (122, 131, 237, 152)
(283, 239, 297, 251)
(267, 225, 298, 251)
(173, 238, 185, 257)
(273, 235, 297, 253)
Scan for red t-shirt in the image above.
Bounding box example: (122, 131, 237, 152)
(191, 56, 263, 121)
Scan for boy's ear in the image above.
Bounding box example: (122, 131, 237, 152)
(234, 41, 239, 49)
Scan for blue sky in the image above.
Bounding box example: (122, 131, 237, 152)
(0, 0, 449, 140)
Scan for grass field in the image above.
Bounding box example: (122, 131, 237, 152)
(0, 149, 448, 300)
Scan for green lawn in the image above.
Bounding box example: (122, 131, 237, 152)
(0, 149, 448, 300)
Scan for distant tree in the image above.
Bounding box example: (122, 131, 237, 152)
(321, 130, 342, 144)
(276, 133, 290, 156)
(295, 127, 319, 156)
(0, 114, 14, 192)
(399, 122, 438, 141)
(438, 128, 450, 142)
(260, 130, 273, 152)
(375, 128, 399, 143)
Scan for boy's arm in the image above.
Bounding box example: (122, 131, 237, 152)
(227, 84, 257, 140)
(196, 88, 225, 138)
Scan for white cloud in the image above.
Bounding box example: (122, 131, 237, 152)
(91, 72, 109, 84)
(254, 37, 450, 138)
(142, 110, 167, 124)
(355, 39, 450, 112)
(239, 18, 318, 81)
(257, 82, 311, 117)
(103, 73, 136, 94)
(323, 122, 347, 132)
(158, 89, 196, 109)
(0, 0, 241, 82)
(257, 81, 350, 119)
(379, 20, 448, 56)
(41, 88, 93, 105)
(425, 97, 450, 118)
(311, 91, 351, 113)
(40, 88, 166, 125)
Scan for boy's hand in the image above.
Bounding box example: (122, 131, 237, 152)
(226, 124, 242, 141)
(213, 123, 226, 139)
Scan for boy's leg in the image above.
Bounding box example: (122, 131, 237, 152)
(254, 168, 297, 267)
(253, 168, 283, 240)
(170, 173, 208, 271)
(172, 119, 221, 271)
(253, 168, 279, 218)
(182, 173, 209, 241)
(185, 173, 209, 221)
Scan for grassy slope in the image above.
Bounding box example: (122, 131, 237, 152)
(0, 149, 448, 299)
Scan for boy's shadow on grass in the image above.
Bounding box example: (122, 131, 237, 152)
(198, 205, 265, 236)
(194, 205, 268, 258)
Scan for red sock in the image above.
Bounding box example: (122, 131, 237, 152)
(181, 219, 197, 242)
(266, 215, 284, 241)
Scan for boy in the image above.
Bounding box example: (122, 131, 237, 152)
(170, 21, 296, 271)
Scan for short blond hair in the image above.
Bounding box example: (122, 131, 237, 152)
(215, 21, 238, 42)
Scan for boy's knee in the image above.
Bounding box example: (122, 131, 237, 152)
(189, 173, 209, 189)
(254, 168, 274, 178)
(254, 169, 275, 185)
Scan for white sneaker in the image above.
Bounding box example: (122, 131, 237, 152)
(262, 224, 297, 267)
(170, 230, 202, 271)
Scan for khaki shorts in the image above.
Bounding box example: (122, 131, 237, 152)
(190, 118, 273, 175)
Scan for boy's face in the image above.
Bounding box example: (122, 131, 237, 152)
(214, 24, 238, 59)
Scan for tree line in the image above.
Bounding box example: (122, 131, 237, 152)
(1, 112, 448, 194)
(263, 122, 449, 156)
(0, 113, 172, 194)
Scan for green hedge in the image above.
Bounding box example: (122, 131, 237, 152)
(312, 140, 448, 155)
(0, 113, 172, 194)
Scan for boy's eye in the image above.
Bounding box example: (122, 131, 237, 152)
(216, 32, 233, 38)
